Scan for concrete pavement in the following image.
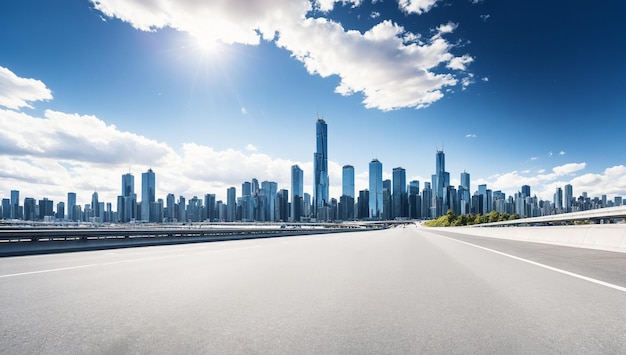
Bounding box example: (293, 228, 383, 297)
(1, 225, 625, 354)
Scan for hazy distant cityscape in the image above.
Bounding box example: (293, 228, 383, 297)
(1, 119, 622, 224)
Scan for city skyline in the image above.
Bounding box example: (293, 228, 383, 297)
(1, 1, 626, 207)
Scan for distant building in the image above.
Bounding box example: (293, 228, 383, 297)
(314, 118, 329, 216)
(369, 159, 383, 219)
(291, 165, 303, 222)
(141, 169, 156, 222)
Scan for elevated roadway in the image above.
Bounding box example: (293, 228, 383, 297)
(1, 224, 624, 353)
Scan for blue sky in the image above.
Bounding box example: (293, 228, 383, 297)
(1, 0, 625, 206)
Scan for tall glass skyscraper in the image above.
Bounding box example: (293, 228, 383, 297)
(67, 192, 76, 221)
(369, 159, 383, 219)
(392, 167, 407, 219)
(434, 150, 449, 217)
(141, 168, 155, 221)
(342, 165, 355, 198)
(291, 165, 304, 222)
(120, 172, 136, 222)
(314, 118, 329, 215)
(226, 187, 236, 222)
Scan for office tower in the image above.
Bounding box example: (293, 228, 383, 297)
(38, 198, 54, 220)
(165, 193, 175, 222)
(422, 182, 432, 219)
(118, 173, 136, 223)
(461, 171, 470, 192)
(358, 189, 369, 219)
(277, 189, 289, 222)
(554, 187, 563, 212)
(340, 165, 355, 221)
(433, 150, 449, 217)
(303, 193, 311, 218)
(226, 187, 236, 222)
(615, 196, 623, 206)
(564, 184, 573, 212)
(369, 159, 383, 219)
(408, 180, 420, 219)
(477, 184, 487, 215)
(23, 198, 36, 221)
(291, 165, 303, 222)
(262, 181, 277, 222)
(1, 198, 10, 219)
(56, 202, 65, 220)
(91, 192, 100, 221)
(10, 190, 20, 219)
(241, 181, 253, 221)
(392, 167, 407, 219)
(141, 169, 156, 222)
(67, 192, 76, 221)
(205, 194, 216, 221)
(521, 185, 531, 198)
(342, 165, 355, 198)
(314, 118, 329, 215)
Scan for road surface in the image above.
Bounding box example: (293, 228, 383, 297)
(1, 224, 625, 354)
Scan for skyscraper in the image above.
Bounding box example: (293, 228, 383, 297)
(564, 184, 573, 212)
(141, 168, 156, 222)
(261, 181, 277, 222)
(433, 150, 449, 217)
(67, 192, 76, 221)
(291, 164, 303, 222)
(118, 173, 136, 223)
(369, 159, 383, 219)
(342, 165, 355, 198)
(10, 190, 19, 219)
(314, 118, 329, 215)
(392, 167, 407, 219)
(226, 187, 236, 222)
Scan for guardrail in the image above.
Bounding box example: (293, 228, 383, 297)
(0, 226, 376, 257)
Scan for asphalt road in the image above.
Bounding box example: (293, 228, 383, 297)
(1, 224, 625, 354)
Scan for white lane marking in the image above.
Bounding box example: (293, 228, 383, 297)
(0, 264, 100, 278)
(0, 244, 264, 279)
(440, 235, 626, 293)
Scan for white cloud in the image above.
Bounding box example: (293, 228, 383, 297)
(91, 0, 472, 111)
(480, 14, 490, 21)
(481, 76, 489, 82)
(370, 11, 380, 19)
(398, 0, 439, 15)
(0, 108, 171, 165)
(277, 19, 469, 110)
(241, 107, 247, 115)
(465, 133, 477, 138)
(0, 66, 53, 110)
(552, 162, 585, 176)
(559, 150, 566, 155)
(246, 144, 257, 152)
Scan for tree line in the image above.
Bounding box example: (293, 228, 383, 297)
(423, 210, 521, 227)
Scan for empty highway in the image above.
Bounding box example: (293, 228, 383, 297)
(1, 224, 625, 354)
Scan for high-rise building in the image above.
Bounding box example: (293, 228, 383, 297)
(226, 187, 236, 222)
(1, 198, 10, 219)
(91, 192, 100, 221)
(291, 165, 303, 222)
(10, 190, 20, 219)
(392, 167, 407, 219)
(554, 187, 563, 212)
(204, 194, 216, 221)
(521, 185, 531, 198)
(340, 165, 355, 220)
(277, 189, 289, 222)
(118, 173, 136, 223)
(262, 181, 277, 222)
(564, 184, 573, 212)
(408, 180, 421, 219)
(433, 150, 449, 217)
(369, 159, 383, 219)
(342, 165, 355, 198)
(166, 193, 176, 222)
(141, 169, 156, 222)
(314, 118, 329, 215)
(67, 192, 76, 221)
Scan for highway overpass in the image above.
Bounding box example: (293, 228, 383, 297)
(1, 224, 624, 353)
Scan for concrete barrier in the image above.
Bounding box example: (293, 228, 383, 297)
(446, 224, 626, 253)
